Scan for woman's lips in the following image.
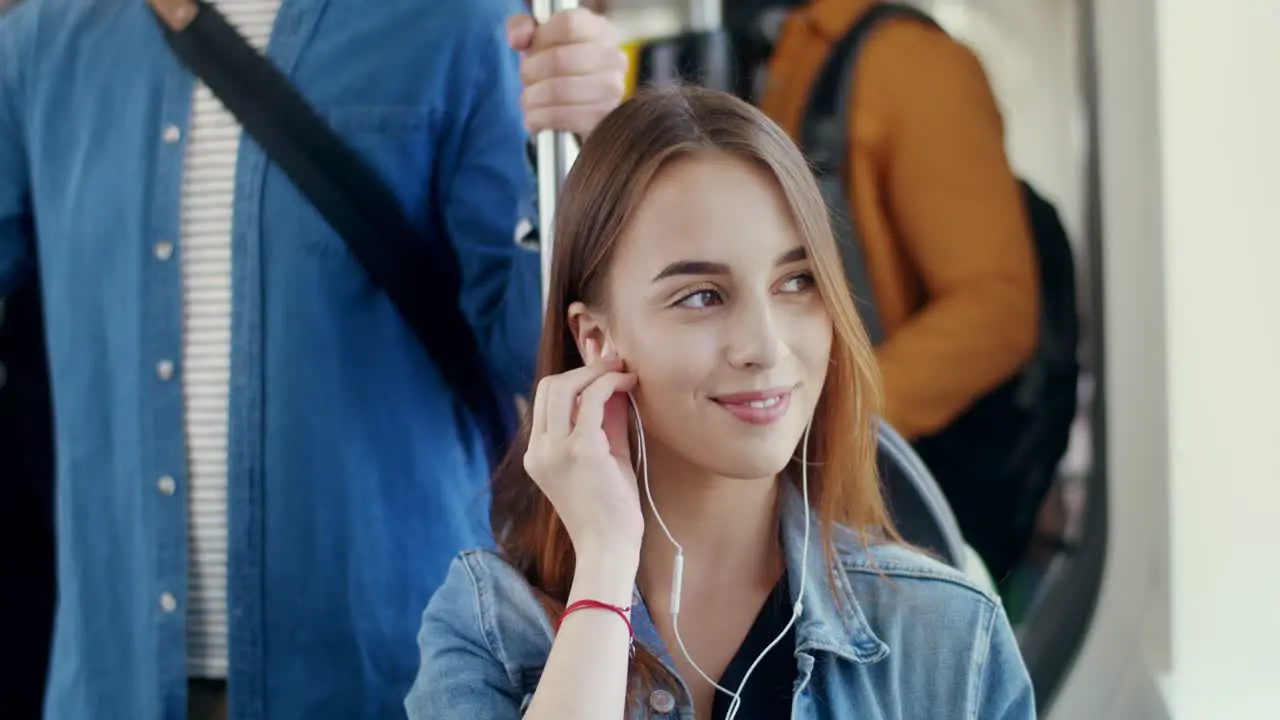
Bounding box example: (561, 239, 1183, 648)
(711, 387, 794, 426)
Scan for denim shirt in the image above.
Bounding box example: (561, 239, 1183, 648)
(406, 483, 1036, 719)
(0, 0, 537, 717)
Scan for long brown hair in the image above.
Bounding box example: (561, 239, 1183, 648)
(490, 84, 897, 689)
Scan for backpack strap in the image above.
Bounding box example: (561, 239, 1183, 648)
(147, 0, 515, 463)
(798, 2, 942, 346)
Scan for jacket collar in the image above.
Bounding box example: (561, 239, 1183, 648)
(629, 481, 889, 667)
(777, 480, 890, 664)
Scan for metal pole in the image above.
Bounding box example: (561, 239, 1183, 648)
(687, 0, 722, 33)
(531, 0, 581, 315)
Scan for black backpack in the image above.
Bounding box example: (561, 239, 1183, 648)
(801, 2, 1081, 581)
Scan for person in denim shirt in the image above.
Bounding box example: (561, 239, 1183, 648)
(407, 86, 1035, 720)
(0, 1, 624, 717)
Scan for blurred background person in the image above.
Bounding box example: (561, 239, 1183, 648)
(0, 1, 623, 717)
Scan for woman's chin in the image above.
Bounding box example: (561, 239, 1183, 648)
(644, 419, 808, 483)
(697, 443, 801, 483)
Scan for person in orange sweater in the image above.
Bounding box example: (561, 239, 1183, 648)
(753, 0, 1040, 440)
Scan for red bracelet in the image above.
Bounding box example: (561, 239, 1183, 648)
(556, 599, 635, 657)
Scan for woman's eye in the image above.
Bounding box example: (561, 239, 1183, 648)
(780, 272, 816, 293)
(675, 288, 722, 309)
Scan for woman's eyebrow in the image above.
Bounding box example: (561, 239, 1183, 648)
(651, 260, 729, 283)
(651, 246, 809, 283)
(774, 246, 807, 266)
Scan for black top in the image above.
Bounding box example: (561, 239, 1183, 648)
(711, 573, 798, 720)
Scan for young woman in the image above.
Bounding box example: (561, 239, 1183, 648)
(405, 86, 1034, 720)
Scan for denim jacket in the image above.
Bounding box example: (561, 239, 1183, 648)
(1, 0, 537, 717)
(406, 483, 1036, 719)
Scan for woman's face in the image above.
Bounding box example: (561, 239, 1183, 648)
(580, 152, 834, 480)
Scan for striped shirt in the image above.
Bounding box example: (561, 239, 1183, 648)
(178, 0, 282, 679)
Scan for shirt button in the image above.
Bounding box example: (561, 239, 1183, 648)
(157, 475, 176, 495)
(160, 592, 177, 613)
(648, 689, 676, 714)
(156, 359, 175, 381)
(162, 124, 182, 144)
(154, 241, 174, 261)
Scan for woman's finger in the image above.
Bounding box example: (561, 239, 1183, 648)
(529, 373, 554, 437)
(572, 371, 637, 439)
(535, 338, 594, 436)
(544, 352, 620, 437)
(602, 391, 633, 464)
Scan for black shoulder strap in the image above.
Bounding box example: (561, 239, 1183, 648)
(147, 1, 514, 463)
(798, 2, 941, 346)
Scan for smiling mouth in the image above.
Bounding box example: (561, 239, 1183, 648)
(711, 387, 795, 426)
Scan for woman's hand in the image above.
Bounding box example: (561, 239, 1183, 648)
(517, 339, 641, 717)
(523, 339, 643, 560)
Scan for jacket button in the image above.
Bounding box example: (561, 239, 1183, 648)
(648, 689, 676, 714)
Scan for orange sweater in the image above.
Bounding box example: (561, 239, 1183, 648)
(760, 0, 1040, 440)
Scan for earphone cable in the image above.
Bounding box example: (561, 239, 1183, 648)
(627, 393, 812, 717)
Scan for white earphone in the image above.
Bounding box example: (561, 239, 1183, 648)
(625, 389, 812, 720)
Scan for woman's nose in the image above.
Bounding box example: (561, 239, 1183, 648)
(723, 296, 783, 370)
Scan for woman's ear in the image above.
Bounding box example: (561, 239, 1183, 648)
(567, 301, 609, 363)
